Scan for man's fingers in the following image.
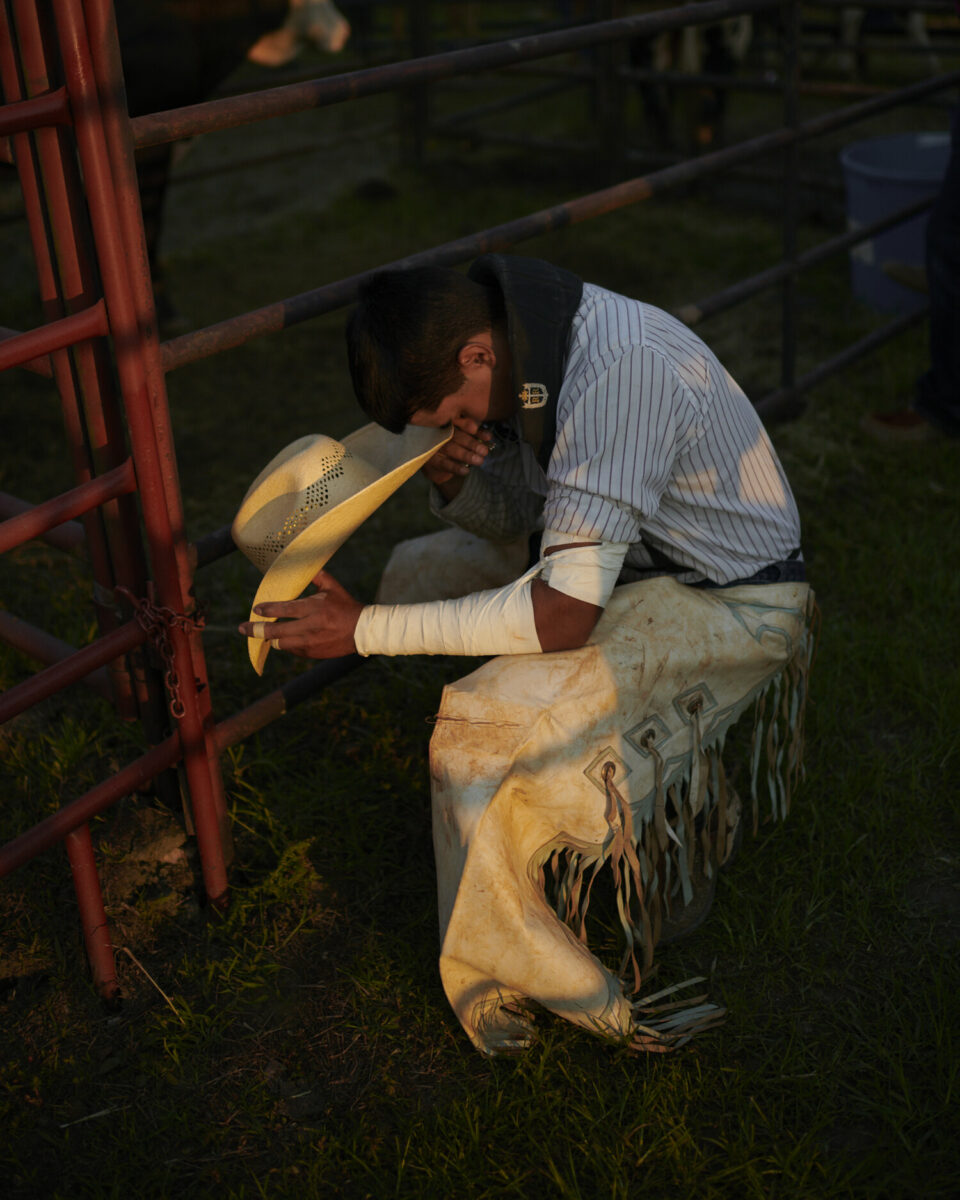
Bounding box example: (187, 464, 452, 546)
(244, 614, 313, 640)
(242, 619, 279, 640)
(451, 429, 490, 463)
(422, 425, 489, 481)
(439, 442, 487, 471)
(254, 595, 324, 621)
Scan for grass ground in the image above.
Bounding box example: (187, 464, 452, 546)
(1, 15, 959, 1199)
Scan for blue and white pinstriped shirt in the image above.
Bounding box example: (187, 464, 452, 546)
(433, 282, 802, 586)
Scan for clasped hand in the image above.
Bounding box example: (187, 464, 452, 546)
(237, 570, 363, 659)
(420, 418, 492, 488)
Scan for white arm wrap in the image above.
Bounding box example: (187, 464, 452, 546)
(539, 531, 630, 609)
(355, 534, 629, 658)
(354, 564, 542, 657)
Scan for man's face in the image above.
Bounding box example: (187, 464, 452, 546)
(408, 372, 494, 431)
(408, 331, 514, 431)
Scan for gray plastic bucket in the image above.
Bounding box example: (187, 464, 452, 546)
(839, 132, 950, 313)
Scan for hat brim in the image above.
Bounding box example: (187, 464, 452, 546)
(246, 423, 452, 674)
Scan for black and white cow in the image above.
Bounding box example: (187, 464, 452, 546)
(115, 1, 350, 327)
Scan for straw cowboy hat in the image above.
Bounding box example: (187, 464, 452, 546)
(232, 422, 452, 674)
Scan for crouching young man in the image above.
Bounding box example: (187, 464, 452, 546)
(237, 255, 816, 1055)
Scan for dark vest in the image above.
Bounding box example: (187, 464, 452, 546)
(467, 254, 583, 469)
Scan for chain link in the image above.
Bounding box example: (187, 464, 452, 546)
(116, 585, 206, 720)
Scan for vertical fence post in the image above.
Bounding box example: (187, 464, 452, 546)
(65, 824, 119, 1000)
(780, 0, 800, 409)
(594, 0, 626, 182)
(400, 0, 432, 167)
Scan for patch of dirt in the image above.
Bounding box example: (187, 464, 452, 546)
(97, 802, 199, 905)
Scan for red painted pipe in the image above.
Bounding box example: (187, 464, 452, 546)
(0, 618, 145, 726)
(0, 300, 108, 372)
(65, 825, 119, 1000)
(0, 86, 70, 136)
(0, 327, 53, 376)
(0, 458, 136, 555)
(0, 610, 112, 698)
(0, 732, 180, 878)
(0, 491, 85, 556)
(0, 653, 359, 884)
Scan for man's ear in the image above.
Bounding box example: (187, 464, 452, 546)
(457, 337, 496, 373)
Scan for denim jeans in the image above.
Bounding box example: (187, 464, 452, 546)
(696, 550, 806, 589)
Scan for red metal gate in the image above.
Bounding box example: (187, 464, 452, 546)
(0, 0, 234, 998)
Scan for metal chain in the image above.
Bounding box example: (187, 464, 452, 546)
(115, 585, 206, 720)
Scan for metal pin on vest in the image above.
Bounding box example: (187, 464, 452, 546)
(519, 382, 548, 410)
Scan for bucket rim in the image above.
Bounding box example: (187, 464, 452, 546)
(839, 132, 951, 184)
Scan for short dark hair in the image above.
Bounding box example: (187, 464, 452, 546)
(345, 266, 503, 433)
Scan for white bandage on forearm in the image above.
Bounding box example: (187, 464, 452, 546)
(354, 565, 542, 657)
(539, 530, 630, 609)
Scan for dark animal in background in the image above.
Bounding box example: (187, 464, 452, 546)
(836, 6, 939, 78)
(247, 0, 350, 65)
(115, 1, 350, 329)
(629, 16, 753, 155)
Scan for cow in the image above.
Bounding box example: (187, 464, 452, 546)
(247, 0, 351, 67)
(836, 7, 941, 78)
(114, 1, 351, 329)
(629, 13, 754, 154)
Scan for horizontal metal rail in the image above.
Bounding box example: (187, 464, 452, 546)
(676, 193, 936, 326)
(190, 523, 236, 570)
(0, 491, 86, 556)
(814, 0, 956, 14)
(0, 300, 108, 372)
(0, 618, 146, 726)
(0, 655, 361, 876)
(622, 67, 782, 94)
(158, 67, 960, 374)
(168, 121, 394, 190)
(0, 610, 111, 698)
(214, 655, 360, 751)
(0, 732, 181, 877)
(801, 37, 960, 57)
(756, 306, 930, 421)
(0, 458, 137, 555)
(1, 31, 944, 236)
(0, 86, 70, 136)
(0, 326, 53, 375)
(130, 0, 780, 149)
(0, 122, 397, 231)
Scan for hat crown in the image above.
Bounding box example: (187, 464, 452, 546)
(233, 435, 380, 573)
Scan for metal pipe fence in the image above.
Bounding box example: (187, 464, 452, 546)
(152, 65, 958, 377)
(128, 0, 779, 148)
(1, 0, 956, 995)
